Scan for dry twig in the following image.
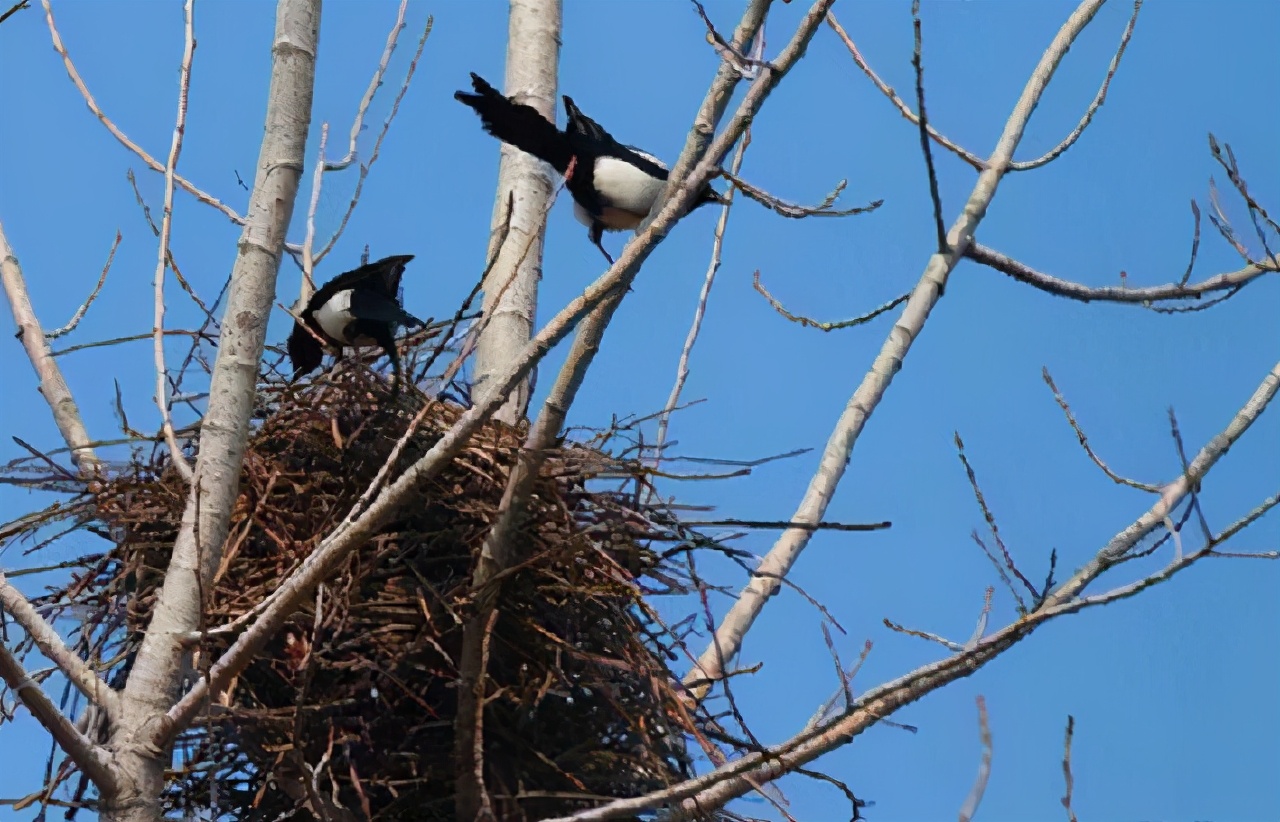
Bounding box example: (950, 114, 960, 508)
(753, 270, 910, 331)
(151, 0, 198, 484)
(957, 696, 993, 822)
(43, 231, 120, 340)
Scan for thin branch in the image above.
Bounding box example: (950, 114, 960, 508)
(312, 14, 432, 266)
(1042, 367, 1160, 490)
(957, 696, 993, 822)
(654, 128, 752, 467)
(753, 270, 910, 331)
(43, 231, 120, 340)
(826, 10, 986, 171)
(685, 0, 1113, 702)
(720, 170, 882, 219)
(548, 355, 1280, 821)
(125, 168, 218, 324)
(1061, 716, 1079, 822)
(1010, 0, 1142, 171)
(0, 643, 121, 798)
(1049, 358, 1280, 601)
(41, 0, 243, 225)
(325, 0, 407, 171)
(0, 0, 31, 26)
(300, 121, 328, 304)
(967, 241, 1277, 305)
(0, 223, 99, 474)
(0, 572, 120, 719)
(911, 0, 947, 253)
(152, 0, 198, 484)
(681, 518, 889, 532)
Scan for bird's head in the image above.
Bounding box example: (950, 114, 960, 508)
(286, 322, 325, 380)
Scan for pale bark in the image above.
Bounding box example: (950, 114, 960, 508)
(0, 221, 99, 474)
(470, 0, 563, 425)
(102, 2, 321, 818)
(685, 0, 1111, 698)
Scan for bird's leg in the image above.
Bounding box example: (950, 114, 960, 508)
(589, 222, 615, 266)
(350, 320, 405, 400)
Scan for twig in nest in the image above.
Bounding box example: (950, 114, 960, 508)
(754, 270, 909, 331)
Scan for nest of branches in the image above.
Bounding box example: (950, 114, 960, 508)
(7, 342, 723, 821)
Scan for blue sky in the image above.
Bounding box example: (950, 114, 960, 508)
(2, 1, 1278, 820)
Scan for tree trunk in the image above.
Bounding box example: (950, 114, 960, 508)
(101, 1, 322, 818)
(469, 0, 563, 426)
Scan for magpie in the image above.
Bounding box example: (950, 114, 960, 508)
(455, 73, 728, 264)
(286, 254, 425, 396)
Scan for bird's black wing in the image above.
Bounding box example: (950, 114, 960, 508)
(310, 254, 415, 309)
(562, 96, 670, 181)
(456, 73, 573, 174)
(348, 289, 425, 329)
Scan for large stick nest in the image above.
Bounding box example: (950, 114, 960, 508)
(6, 351, 726, 821)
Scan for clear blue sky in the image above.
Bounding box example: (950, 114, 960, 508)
(2, 1, 1277, 820)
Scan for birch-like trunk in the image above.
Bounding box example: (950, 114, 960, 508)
(469, 0, 563, 425)
(100, 2, 321, 818)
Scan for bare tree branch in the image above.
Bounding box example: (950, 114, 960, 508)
(1061, 716, 1079, 822)
(654, 127, 752, 467)
(41, 0, 243, 226)
(0, 222, 99, 474)
(544, 352, 1277, 820)
(966, 242, 1277, 306)
(685, 0, 1115, 702)
(0, 0, 31, 27)
(753, 269, 910, 331)
(151, 0, 197, 484)
(0, 572, 120, 719)
(911, 0, 947, 253)
(311, 11, 431, 267)
(1010, 0, 1142, 171)
(324, 0, 407, 172)
(957, 696, 993, 822)
(43, 230, 120, 339)
(0, 643, 121, 799)
(826, 9, 986, 171)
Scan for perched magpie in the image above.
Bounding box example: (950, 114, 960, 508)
(455, 73, 728, 264)
(286, 254, 425, 395)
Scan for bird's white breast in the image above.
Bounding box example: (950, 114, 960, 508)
(592, 156, 667, 220)
(313, 289, 354, 342)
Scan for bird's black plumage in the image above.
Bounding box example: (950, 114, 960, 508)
(286, 254, 425, 395)
(455, 73, 727, 263)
